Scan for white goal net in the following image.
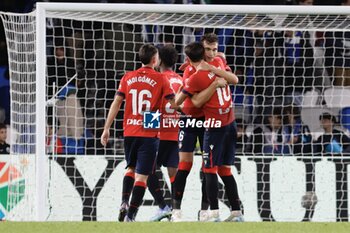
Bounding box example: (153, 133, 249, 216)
(1, 3, 350, 222)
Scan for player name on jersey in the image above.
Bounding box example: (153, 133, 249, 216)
(126, 76, 157, 87)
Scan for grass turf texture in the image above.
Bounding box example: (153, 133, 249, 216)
(1, 222, 350, 233)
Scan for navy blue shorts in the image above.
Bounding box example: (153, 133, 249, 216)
(124, 136, 159, 175)
(157, 140, 179, 168)
(178, 116, 205, 153)
(202, 121, 237, 168)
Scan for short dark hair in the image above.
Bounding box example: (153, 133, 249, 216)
(319, 112, 336, 123)
(184, 42, 204, 63)
(139, 44, 158, 65)
(201, 33, 218, 44)
(0, 123, 6, 130)
(159, 45, 178, 68)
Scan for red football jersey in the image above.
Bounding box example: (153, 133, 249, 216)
(159, 70, 183, 141)
(214, 56, 232, 72)
(183, 70, 234, 127)
(182, 65, 204, 118)
(181, 56, 229, 118)
(117, 66, 174, 137)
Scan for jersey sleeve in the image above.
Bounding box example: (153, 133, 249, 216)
(217, 56, 232, 72)
(171, 75, 183, 94)
(182, 72, 205, 96)
(116, 75, 127, 97)
(162, 75, 175, 100)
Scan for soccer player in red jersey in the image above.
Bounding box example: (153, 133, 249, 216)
(101, 44, 177, 222)
(172, 33, 237, 222)
(182, 34, 231, 80)
(147, 45, 183, 221)
(177, 42, 244, 222)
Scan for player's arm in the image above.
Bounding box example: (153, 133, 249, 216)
(210, 66, 238, 85)
(166, 92, 182, 112)
(191, 77, 227, 108)
(168, 97, 182, 112)
(175, 89, 187, 106)
(101, 94, 124, 147)
(198, 61, 239, 85)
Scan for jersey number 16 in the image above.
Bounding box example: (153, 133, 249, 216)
(130, 89, 152, 115)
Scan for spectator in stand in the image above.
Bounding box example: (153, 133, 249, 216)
(0, 123, 10, 154)
(0, 108, 5, 124)
(324, 0, 350, 86)
(0, 65, 10, 125)
(47, 44, 85, 154)
(277, 0, 321, 99)
(46, 118, 64, 155)
(314, 112, 350, 155)
(47, 45, 76, 98)
(0, 0, 35, 13)
(280, 30, 316, 97)
(283, 105, 312, 155)
(56, 84, 84, 140)
(247, 107, 290, 155)
(251, 28, 284, 124)
(47, 45, 84, 140)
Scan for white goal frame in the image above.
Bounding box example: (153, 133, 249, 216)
(30, 3, 350, 221)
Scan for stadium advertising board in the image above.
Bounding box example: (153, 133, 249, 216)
(0, 156, 25, 220)
(3, 155, 350, 221)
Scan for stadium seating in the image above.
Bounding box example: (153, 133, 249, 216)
(302, 89, 321, 107)
(323, 87, 350, 108)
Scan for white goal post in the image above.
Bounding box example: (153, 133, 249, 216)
(1, 3, 350, 222)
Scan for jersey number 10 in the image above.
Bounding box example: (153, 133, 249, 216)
(216, 86, 231, 106)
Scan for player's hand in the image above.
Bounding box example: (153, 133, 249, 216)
(100, 129, 110, 147)
(215, 77, 227, 88)
(179, 58, 190, 71)
(197, 61, 212, 71)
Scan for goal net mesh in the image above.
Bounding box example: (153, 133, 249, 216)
(1, 6, 350, 221)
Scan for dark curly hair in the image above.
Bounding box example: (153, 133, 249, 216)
(159, 45, 178, 68)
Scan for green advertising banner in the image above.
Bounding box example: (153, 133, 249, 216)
(0, 160, 25, 220)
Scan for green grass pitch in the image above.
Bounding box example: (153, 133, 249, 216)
(1, 222, 350, 233)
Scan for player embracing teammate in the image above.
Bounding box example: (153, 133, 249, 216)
(147, 45, 183, 221)
(102, 34, 244, 222)
(175, 39, 244, 222)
